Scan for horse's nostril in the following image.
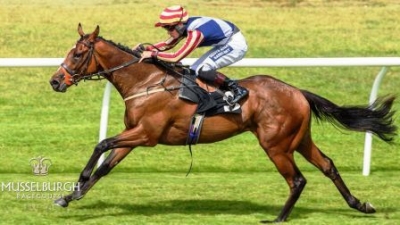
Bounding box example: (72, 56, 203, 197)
(50, 79, 59, 86)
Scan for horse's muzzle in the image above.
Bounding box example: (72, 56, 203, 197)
(49, 74, 67, 92)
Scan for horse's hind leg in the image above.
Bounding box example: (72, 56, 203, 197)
(260, 145, 307, 223)
(297, 135, 376, 214)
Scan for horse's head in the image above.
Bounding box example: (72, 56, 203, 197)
(49, 23, 101, 92)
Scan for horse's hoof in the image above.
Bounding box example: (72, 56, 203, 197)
(54, 197, 69, 208)
(364, 202, 376, 214)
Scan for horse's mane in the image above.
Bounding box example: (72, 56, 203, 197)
(93, 36, 185, 73)
(97, 36, 142, 58)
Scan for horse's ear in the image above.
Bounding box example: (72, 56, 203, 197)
(88, 25, 100, 43)
(93, 25, 100, 38)
(78, 23, 85, 37)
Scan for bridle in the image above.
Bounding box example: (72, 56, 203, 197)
(60, 39, 140, 85)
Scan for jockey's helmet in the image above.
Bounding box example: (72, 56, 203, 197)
(155, 5, 189, 27)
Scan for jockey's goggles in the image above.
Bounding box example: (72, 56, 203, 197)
(162, 25, 176, 32)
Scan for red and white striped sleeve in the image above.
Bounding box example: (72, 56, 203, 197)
(146, 37, 181, 51)
(152, 30, 204, 63)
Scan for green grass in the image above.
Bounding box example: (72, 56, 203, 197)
(1, 172, 399, 225)
(1, 0, 400, 224)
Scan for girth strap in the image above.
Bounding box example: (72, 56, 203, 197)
(185, 113, 205, 177)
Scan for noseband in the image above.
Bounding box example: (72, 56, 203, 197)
(60, 39, 140, 85)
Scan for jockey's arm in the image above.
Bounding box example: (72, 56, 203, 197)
(151, 30, 204, 63)
(147, 36, 182, 51)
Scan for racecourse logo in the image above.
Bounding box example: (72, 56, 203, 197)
(29, 156, 52, 176)
(0, 156, 80, 200)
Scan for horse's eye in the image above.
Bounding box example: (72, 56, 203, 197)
(73, 53, 82, 60)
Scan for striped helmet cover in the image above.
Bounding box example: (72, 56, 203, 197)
(155, 5, 189, 27)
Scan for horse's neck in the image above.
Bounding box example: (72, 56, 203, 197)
(108, 63, 154, 99)
(94, 40, 184, 100)
(102, 57, 173, 99)
(95, 41, 135, 71)
(94, 42, 141, 95)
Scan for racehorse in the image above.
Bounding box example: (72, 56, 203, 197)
(49, 24, 397, 223)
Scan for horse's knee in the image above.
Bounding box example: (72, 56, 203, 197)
(95, 138, 116, 154)
(95, 140, 109, 154)
(78, 139, 115, 183)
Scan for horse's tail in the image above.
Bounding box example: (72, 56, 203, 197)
(301, 90, 397, 143)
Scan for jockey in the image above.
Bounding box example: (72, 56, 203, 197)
(136, 5, 249, 104)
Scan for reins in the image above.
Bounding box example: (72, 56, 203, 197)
(63, 40, 199, 101)
(76, 57, 140, 83)
(95, 58, 141, 77)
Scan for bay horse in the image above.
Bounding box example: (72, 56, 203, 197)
(49, 24, 397, 223)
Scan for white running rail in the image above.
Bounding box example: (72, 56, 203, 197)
(2, 57, 400, 175)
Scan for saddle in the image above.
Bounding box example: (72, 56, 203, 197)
(178, 68, 242, 116)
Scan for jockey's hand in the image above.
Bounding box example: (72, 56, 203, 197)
(132, 43, 146, 53)
(139, 51, 156, 63)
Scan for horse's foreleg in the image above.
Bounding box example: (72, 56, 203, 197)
(297, 140, 376, 214)
(74, 147, 131, 198)
(54, 137, 118, 208)
(55, 126, 151, 208)
(262, 152, 307, 223)
(76, 137, 117, 187)
(55, 147, 131, 207)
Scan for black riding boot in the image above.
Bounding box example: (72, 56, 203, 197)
(223, 78, 249, 104)
(197, 69, 248, 104)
